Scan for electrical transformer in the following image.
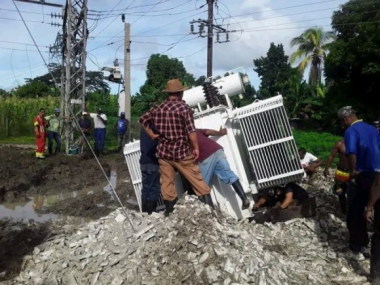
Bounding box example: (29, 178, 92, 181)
(123, 68, 303, 219)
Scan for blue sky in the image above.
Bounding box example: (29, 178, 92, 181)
(0, 0, 347, 94)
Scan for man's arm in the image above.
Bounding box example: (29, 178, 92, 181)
(345, 130, 359, 178)
(98, 114, 107, 125)
(366, 173, 380, 221)
(204, 126, 227, 137)
(324, 142, 340, 177)
(252, 197, 267, 210)
(280, 192, 294, 209)
(139, 110, 158, 140)
(188, 132, 199, 161)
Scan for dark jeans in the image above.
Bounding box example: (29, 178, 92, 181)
(46, 131, 61, 153)
(94, 128, 106, 152)
(346, 173, 376, 251)
(371, 200, 380, 282)
(140, 163, 160, 201)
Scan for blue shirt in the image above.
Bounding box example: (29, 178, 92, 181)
(139, 125, 159, 165)
(345, 121, 380, 172)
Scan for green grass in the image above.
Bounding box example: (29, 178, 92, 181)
(293, 129, 342, 163)
(0, 136, 34, 145)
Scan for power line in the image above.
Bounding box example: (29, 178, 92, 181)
(0, 7, 49, 15)
(131, 0, 167, 25)
(215, 0, 342, 21)
(0, 40, 49, 48)
(90, 0, 139, 39)
(0, 46, 49, 52)
(12, 0, 58, 86)
(25, 46, 33, 78)
(89, 0, 172, 13)
(10, 50, 20, 86)
(89, 0, 193, 19)
(90, 9, 205, 51)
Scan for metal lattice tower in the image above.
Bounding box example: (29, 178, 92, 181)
(61, 0, 88, 153)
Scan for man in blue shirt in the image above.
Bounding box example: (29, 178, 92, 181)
(338, 106, 380, 272)
(139, 124, 160, 214)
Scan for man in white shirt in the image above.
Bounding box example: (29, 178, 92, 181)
(299, 147, 321, 177)
(89, 108, 107, 156)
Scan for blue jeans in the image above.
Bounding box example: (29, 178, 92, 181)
(46, 131, 61, 152)
(94, 128, 106, 152)
(141, 163, 161, 201)
(199, 149, 239, 185)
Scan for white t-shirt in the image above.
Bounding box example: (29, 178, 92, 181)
(90, 113, 107, 129)
(301, 152, 318, 168)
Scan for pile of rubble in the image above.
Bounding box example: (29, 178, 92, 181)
(7, 181, 372, 285)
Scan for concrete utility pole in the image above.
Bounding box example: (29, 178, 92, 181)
(190, 1, 238, 78)
(124, 22, 131, 141)
(207, 0, 214, 77)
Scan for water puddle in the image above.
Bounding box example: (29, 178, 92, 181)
(0, 171, 118, 224)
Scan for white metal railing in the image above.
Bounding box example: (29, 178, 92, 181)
(123, 140, 165, 212)
(234, 95, 304, 189)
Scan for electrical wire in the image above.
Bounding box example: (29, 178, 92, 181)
(0, 40, 49, 48)
(89, 0, 193, 19)
(0, 46, 49, 52)
(25, 46, 33, 78)
(89, 9, 205, 52)
(89, 0, 172, 13)
(0, 7, 49, 15)
(12, 0, 58, 87)
(10, 50, 20, 86)
(131, 0, 166, 25)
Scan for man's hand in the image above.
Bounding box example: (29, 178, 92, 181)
(323, 169, 329, 178)
(151, 133, 159, 140)
(192, 148, 199, 162)
(350, 170, 360, 179)
(365, 208, 374, 223)
(219, 126, 227, 136)
(252, 204, 260, 211)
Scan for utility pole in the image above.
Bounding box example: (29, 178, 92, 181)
(190, 1, 238, 78)
(207, 0, 214, 77)
(124, 22, 131, 141)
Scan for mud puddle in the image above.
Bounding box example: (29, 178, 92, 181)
(0, 171, 118, 224)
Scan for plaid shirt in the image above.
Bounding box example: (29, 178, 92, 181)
(139, 99, 196, 161)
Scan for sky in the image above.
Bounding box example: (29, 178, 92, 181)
(0, 0, 348, 95)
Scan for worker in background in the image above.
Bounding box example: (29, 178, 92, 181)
(252, 182, 309, 212)
(89, 108, 107, 156)
(140, 79, 212, 217)
(78, 112, 92, 156)
(196, 127, 251, 210)
(45, 108, 62, 155)
(140, 123, 160, 215)
(115, 111, 129, 153)
(366, 172, 380, 283)
(34, 108, 47, 159)
(324, 140, 350, 214)
(338, 106, 380, 262)
(299, 147, 321, 177)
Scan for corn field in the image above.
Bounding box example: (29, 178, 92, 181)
(0, 97, 60, 137)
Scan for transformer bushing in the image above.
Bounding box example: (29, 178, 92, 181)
(202, 83, 220, 107)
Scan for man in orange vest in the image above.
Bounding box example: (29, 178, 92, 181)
(34, 108, 47, 159)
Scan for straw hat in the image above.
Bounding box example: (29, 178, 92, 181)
(162, 79, 188, 93)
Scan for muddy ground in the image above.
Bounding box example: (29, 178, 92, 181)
(0, 145, 137, 280)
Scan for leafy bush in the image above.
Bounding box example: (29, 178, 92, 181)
(293, 129, 342, 163)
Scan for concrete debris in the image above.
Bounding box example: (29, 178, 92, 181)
(5, 175, 372, 284)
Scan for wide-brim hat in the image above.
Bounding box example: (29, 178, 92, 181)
(162, 79, 188, 93)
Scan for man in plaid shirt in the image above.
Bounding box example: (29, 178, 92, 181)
(139, 79, 212, 216)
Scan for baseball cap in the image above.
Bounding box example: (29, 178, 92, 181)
(54, 108, 60, 113)
(82, 112, 88, 115)
(337, 106, 356, 118)
(120, 111, 125, 116)
(97, 107, 102, 112)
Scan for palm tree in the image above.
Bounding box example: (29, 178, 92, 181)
(290, 28, 335, 87)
